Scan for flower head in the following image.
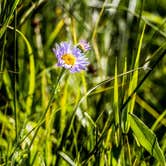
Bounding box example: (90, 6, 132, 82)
(77, 40, 91, 52)
(53, 42, 89, 73)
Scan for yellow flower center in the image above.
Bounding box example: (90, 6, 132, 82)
(61, 54, 76, 66)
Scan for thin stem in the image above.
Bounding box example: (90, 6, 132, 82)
(41, 68, 66, 120)
(120, 49, 166, 112)
(28, 68, 66, 149)
(0, 33, 6, 72)
(14, 9, 18, 142)
(125, 135, 132, 165)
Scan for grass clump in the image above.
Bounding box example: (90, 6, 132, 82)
(0, 0, 166, 165)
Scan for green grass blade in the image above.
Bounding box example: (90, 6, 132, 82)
(123, 24, 146, 133)
(92, 0, 107, 68)
(113, 57, 120, 146)
(27, 69, 66, 150)
(19, 0, 46, 25)
(58, 151, 76, 166)
(0, 0, 20, 38)
(6, 26, 35, 115)
(129, 113, 165, 164)
(151, 110, 166, 131)
(122, 57, 127, 94)
(3, 70, 14, 110)
(78, 68, 144, 108)
(16, 29, 35, 115)
(113, 57, 119, 126)
(121, 57, 128, 133)
(46, 19, 64, 48)
(60, 76, 69, 136)
(136, 95, 166, 128)
(14, 10, 18, 141)
(0, 32, 7, 88)
(128, 23, 146, 111)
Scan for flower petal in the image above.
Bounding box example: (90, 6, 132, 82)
(53, 41, 90, 73)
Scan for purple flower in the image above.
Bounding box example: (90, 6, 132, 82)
(77, 40, 91, 52)
(53, 42, 89, 73)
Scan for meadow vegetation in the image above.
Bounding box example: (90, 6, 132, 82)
(0, 0, 166, 165)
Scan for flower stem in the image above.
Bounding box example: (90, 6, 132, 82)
(29, 68, 66, 148)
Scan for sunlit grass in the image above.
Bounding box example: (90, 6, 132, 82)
(0, 0, 166, 165)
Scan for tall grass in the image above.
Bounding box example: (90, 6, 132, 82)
(0, 0, 166, 165)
